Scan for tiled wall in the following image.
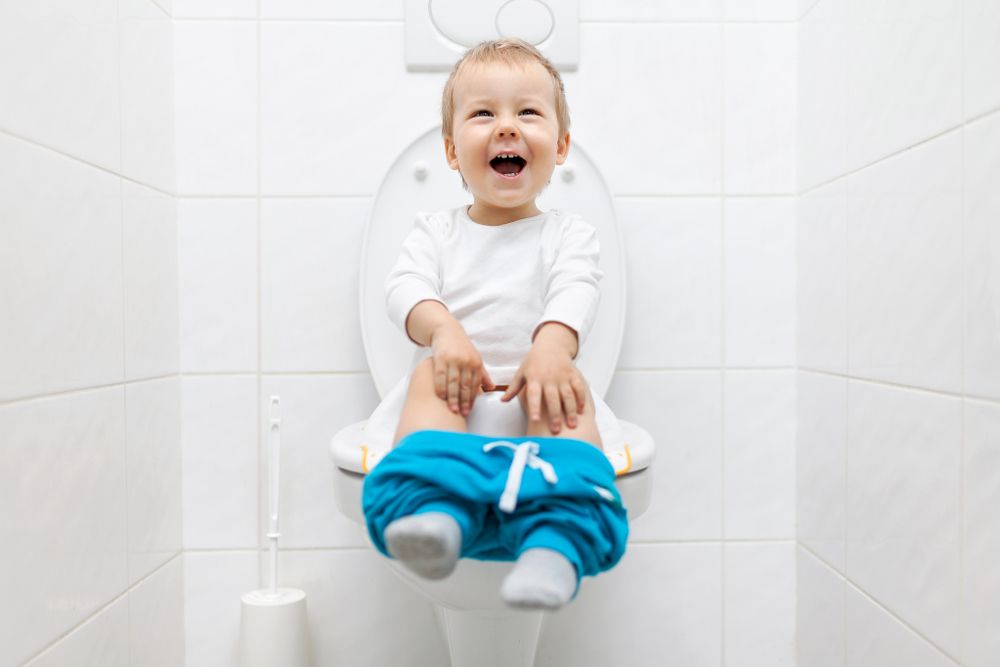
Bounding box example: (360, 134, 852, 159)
(175, 1, 798, 665)
(0, 1, 183, 666)
(796, 0, 1000, 665)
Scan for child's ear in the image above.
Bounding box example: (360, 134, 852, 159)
(555, 131, 571, 165)
(444, 136, 460, 170)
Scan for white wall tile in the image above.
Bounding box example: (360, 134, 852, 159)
(580, 0, 722, 21)
(606, 371, 723, 541)
(964, 116, 1000, 402)
(964, 0, 1000, 120)
(797, 546, 846, 667)
(260, 0, 403, 19)
(184, 552, 258, 667)
(963, 399, 1000, 667)
(537, 543, 723, 666)
(566, 24, 722, 195)
(846, 380, 962, 658)
(844, 0, 961, 170)
(724, 24, 797, 194)
(277, 549, 448, 667)
(261, 198, 369, 372)
(126, 378, 183, 584)
(797, 371, 847, 572)
(24, 598, 129, 667)
(128, 557, 185, 667)
(0, 389, 128, 666)
(0, 1, 120, 172)
(725, 543, 796, 667)
(847, 132, 963, 394)
(182, 376, 259, 549)
(259, 375, 380, 549)
(797, 0, 848, 190)
(797, 178, 848, 373)
(174, 21, 257, 195)
(120, 10, 176, 193)
(178, 198, 258, 372)
(173, 0, 255, 18)
(0, 136, 123, 402)
(123, 181, 179, 381)
(845, 586, 958, 667)
(724, 370, 796, 539)
(615, 198, 722, 369)
(260, 23, 446, 195)
(725, 198, 797, 366)
(724, 0, 799, 21)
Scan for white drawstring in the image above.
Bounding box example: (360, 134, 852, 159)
(482, 441, 559, 513)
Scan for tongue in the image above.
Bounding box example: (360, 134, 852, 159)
(492, 158, 522, 176)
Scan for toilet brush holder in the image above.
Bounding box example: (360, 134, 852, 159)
(239, 396, 310, 666)
(240, 588, 310, 667)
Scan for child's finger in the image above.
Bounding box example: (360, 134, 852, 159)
(501, 373, 523, 402)
(446, 363, 460, 412)
(526, 381, 543, 421)
(459, 367, 472, 415)
(481, 367, 496, 392)
(561, 382, 578, 428)
(433, 358, 448, 400)
(544, 384, 562, 433)
(571, 376, 587, 410)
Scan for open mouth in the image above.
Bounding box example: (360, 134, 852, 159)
(489, 152, 526, 178)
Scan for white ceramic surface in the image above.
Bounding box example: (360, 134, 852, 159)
(796, 547, 846, 667)
(178, 199, 259, 372)
(615, 198, 723, 370)
(174, 21, 257, 195)
(724, 198, 797, 367)
(724, 24, 797, 194)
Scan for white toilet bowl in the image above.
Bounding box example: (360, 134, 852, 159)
(329, 127, 655, 667)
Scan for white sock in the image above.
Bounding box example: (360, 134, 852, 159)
(500, 548, 578, 610)
(384, 512, 462, 580)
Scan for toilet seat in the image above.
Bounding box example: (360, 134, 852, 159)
(333, 126, 652, 481)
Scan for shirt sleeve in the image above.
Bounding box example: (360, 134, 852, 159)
(537, 215, 603, 345)
(384, 213, 445, 341)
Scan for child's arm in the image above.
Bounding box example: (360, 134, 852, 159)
(500, 321, 587, 434)
(406, 299, 495, 416)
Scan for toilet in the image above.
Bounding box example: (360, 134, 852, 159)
(329, 127, 655, 667)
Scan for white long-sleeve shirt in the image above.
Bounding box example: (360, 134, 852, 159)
(385, 206, 603, 385)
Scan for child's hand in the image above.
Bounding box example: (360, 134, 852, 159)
(430, 319, 495, 416)
(501, 339, 587, 435)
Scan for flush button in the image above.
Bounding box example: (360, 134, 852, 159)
(496, 0, 554, 44)
(414, 160, 429, 181)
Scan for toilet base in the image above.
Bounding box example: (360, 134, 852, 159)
(435, 605, 544, 667)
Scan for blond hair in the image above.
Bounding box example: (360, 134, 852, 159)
(441, 38, 570, 139)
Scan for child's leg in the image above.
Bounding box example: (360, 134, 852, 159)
(501, 526, 581, 610)
(518, 376, 603, 448)
(384, 497, 474, 580)
(394, 357, 469, 444)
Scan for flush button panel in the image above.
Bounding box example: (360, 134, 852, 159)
(405, 0, 579, 71)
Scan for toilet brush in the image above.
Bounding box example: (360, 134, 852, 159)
(239, 396, 310, 667)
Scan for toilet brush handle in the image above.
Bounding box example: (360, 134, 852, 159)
(267, 397, 281, 595)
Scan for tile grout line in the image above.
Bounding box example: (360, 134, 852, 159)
(958, 0, 967, 657)
(719, 19, 728, 667)
(798, 543, 963, 665)
(20, 551, 185, 666)
(115, 1, 133, 659)
(255, 0, 264, 589)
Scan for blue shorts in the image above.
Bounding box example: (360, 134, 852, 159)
(361, 430, 629, 582)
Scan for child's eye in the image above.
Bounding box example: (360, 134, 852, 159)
(473, 110, 493, 118)
(520, 109, 538, 116)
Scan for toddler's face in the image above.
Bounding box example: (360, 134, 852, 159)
(444, 60, 569, 222)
